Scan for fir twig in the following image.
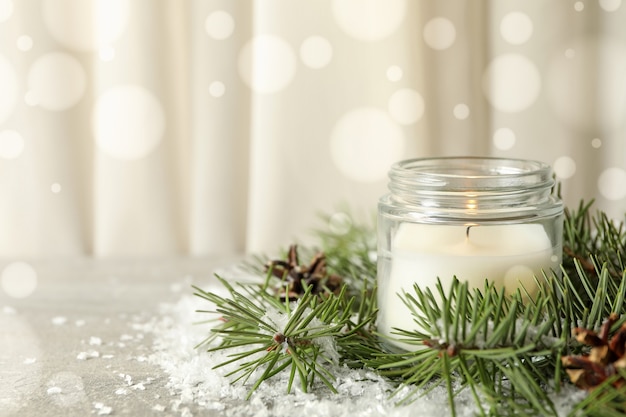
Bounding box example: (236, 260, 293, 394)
(369, 277, 563, 415)
(192, 199, 626, 415)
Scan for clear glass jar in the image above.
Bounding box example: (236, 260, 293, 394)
(377, 157, 563, 351)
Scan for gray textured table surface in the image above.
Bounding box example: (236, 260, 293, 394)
(1, 257, 237, 417)
(1, 258, 586, 417)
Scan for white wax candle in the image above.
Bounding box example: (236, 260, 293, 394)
(379, 223, 557, 351)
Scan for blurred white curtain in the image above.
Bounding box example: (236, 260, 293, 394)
(0, 0, 625, 258)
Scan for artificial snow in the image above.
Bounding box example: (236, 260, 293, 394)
(93, 402, 113, 415)
(118, 259, 594, 417)
(89, 336, 102, 346)
(76, 350, 100, 360)
(2, 305, 17, 314)
(143, 292, 583, 417)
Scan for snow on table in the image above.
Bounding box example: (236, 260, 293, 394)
(0, 258, 585, 417)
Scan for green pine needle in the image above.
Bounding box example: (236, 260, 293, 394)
(192, 200, 626, 415)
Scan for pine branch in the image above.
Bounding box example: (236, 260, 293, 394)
(571, 371, 626, 416)
(312, 209, 378, 297)
(367, 277, 563, 416)
(191, 199, 626, 416)
(562, 199, 626, 285)
(193, 270, 379, 397)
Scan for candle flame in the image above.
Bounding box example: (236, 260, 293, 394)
(466, 199, 478, 210)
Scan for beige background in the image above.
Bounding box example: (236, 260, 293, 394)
(0, 0, 625, 258)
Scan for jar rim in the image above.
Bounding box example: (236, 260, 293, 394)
(389, 156, 554, 192)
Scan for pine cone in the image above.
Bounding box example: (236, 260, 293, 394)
(265, 244, 343, 301)
(562, 313, 626, 390)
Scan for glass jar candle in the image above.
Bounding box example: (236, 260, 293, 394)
(377, 157, 563, 351)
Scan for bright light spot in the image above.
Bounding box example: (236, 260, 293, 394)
(564, 48, 575, 59)
(483, 54, 541, 113)
(493, 127, 516, 150)
(0, 130, 24, 159)
(330, 107, 405, 182)
(388, 88, 425, 125)
(209, 81, 225, 97)
(238, 35, 296, 94)
(17, 36, 33, 51)
(500, 12, 533, 45)
(0, 0, 13, 22)
(99, 47, 115, 61)
(591, 137, 602, 148)
(553, 156, 576, 179)
(332, 0, 406, 41)
(423, 17, 456, 50)
(386, 65, 403, 82)
(204, 10, 235, 40)
(1, 262, 38, 298)
(27, 52, 86, 111)
(453, 103, 470, 120)
(600, 0, 621, 11)
(300, 36, 333, 69)
(574, 1, 585, 11)
(42, 0, 130, 51)
(93, 85, 165, 160)
(598, 167, 626, 200)
(51, 183, 62, 193)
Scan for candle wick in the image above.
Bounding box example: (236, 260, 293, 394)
(466, 226, 472, 239)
